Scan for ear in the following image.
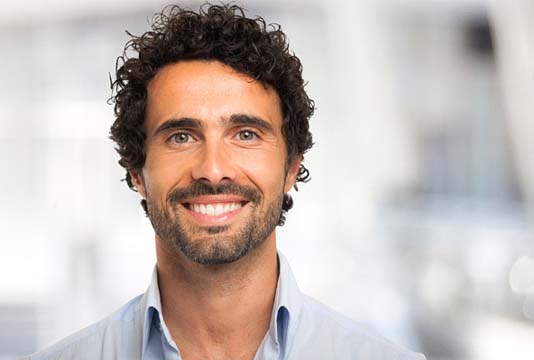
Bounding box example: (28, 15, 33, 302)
(130, 170, 147, 199)
(284, 155, 302, 193)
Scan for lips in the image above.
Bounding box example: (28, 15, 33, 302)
(188, 202, 243, 216)
(179, 195, 251, 226)
(168, 182, 259, 225)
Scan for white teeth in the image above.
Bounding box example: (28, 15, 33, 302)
(190, 202, 242, 216)
(206, 204, 215, 215)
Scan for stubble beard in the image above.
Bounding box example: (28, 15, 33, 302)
(146, 182, 284, 265)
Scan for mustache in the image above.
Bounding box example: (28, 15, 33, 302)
(168, 181, 261, 204)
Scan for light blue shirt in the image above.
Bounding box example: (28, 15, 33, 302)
(27, 253, 425, 360)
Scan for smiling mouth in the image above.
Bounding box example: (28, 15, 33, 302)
(182, 200, 249, 216)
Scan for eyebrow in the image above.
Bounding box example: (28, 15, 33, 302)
(152, 113, 275, 138)
(152, 118, 202, 138)
(227, 114, 275, 134)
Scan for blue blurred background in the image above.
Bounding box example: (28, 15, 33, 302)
(1, 0, 533, 359)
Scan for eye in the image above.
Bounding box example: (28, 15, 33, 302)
(237, 130, 258, 141)
(170, 132, 193, 144)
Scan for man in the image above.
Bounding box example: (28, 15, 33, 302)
(29, 4, 425, 360)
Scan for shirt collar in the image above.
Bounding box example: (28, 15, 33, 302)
(141, 266, 166, 358)
(139, 251, 304, 357)
(268, 252, 304, 354)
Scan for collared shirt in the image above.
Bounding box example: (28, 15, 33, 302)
(27, 253, 425, 360)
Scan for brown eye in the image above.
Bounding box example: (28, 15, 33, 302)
(238, 130, 257, 141)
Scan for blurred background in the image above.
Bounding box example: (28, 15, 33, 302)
(1, 0, 533, 359)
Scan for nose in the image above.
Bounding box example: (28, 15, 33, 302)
(191, 140, 236, 184)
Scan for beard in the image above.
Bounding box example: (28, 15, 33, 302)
(146, 181, 283, 265)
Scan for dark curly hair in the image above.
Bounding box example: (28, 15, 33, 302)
(109, 3, 314, 225)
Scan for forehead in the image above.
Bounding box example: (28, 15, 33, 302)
(145, 60, 283, 132)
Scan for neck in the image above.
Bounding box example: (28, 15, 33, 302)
(155, 235, 278, 360)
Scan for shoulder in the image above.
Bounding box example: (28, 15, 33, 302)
(26, 294, 144, 360)
(289, 295, 425, 360)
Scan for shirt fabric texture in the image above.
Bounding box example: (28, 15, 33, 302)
(27, 253, 426, 360)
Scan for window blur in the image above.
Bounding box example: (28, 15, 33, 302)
(1, 1, 533, 359)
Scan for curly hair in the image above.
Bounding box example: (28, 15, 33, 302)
(109, 3, 314, 225)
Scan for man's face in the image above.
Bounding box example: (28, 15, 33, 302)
(132, 60, 300, 265)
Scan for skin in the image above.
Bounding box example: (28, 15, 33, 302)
(130, 60, 301, 360)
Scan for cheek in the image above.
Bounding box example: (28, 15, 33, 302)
(143, 151, 190, 198)
(235, 149, 287, 192)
